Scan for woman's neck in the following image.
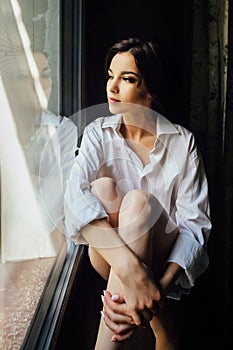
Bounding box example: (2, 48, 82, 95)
(121, 112, 157, 142)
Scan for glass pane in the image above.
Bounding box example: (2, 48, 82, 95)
(0, 1, 77, 348)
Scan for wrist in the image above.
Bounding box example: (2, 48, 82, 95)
(159, 262, 183, 296)
(114, 248, 140, 282)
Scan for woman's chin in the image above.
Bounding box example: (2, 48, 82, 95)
(108, 101, 134, 115)
(109, 102, 123, 114)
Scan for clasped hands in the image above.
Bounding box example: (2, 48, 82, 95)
(101, 290, 161, 343)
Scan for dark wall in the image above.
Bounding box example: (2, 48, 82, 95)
(83, 0, 193, 127)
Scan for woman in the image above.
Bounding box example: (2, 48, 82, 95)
(64, 37, 211, 349)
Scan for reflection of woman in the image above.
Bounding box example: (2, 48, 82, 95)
(26, 52, 78, 233)
(65, 38, 211, 349)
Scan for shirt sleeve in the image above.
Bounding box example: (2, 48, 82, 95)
(38, 117, 78, 231)
(59, 117, 79, 190)
(167, 136, 212, 289)
(64, 124, 108, 243)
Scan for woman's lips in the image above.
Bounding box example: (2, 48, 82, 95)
(108, 97, 121, 103)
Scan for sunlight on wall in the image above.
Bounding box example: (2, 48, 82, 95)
(0, 76, 52, 262)
(0, 0, 66, 262)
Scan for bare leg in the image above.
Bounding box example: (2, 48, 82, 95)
(89, 178, 123, 349)
(117, 190, 179, 350)
(89, 177, 122, 280)
(89, 179, 179, 349)
(94, 194, 155, 350)
(150, 304, 180, 350)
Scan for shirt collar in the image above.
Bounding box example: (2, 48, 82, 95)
(102, 114, 123, 132)
(102, 113, 179, 136)
(156, 113, 179, 137)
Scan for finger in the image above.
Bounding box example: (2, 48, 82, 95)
(104, 290, 125, 303)
(143, 299, 160, 317)
(130, 311, 141, 326)
(103, 293, 133, 320)
(103, 295, 134, 324)
(111, 293, 125, 303)
(101, 310, 135, 335)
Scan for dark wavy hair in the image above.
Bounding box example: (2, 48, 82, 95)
(105, 37, 173, 113)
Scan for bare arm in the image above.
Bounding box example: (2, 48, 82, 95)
(159, 262, 183, 298)
(81, 218, 161, 326)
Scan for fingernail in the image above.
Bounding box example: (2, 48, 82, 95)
(111, 337, 117, 342)
(101, 295, 104, 303)
(103, 290, 106, 296)
(100, 311, 105, 319)
(111, 294, 119, 301)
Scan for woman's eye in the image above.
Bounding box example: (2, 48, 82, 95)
(107, 74, 114, 80)
(123, 77, 136, 83)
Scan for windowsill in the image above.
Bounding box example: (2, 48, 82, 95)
(0, 257, 56, 349)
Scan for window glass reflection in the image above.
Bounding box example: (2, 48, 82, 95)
(0, 1, 77, 348)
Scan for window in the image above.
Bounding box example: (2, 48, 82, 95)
(0, 1, 81, 349)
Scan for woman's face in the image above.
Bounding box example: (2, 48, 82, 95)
(106, 52, 151, 114)
(33, 52, 52, 101)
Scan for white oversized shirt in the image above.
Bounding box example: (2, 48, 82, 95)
(64, 113, 211, 296)
(25, 110, 78, 231)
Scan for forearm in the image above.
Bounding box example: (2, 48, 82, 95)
(159, 262, 183, 297)
(81, 218, 140, 280)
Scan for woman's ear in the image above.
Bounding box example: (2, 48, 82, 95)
(146, 92, 153, 106)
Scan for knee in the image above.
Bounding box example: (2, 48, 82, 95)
(121, 189, 152, 216)
(90, 177, 118, 202)
(118, 190, 154, 242)
(91, 177, 121, 221)
(120, 190, 162, 228)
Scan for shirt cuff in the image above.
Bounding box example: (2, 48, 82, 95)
(64, 191, 108, 244)
(167, 232, 209, 289)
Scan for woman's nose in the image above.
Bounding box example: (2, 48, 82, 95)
(109, 79, 119, 93)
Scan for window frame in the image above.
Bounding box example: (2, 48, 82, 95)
(21, 243, 85, 350)
(21, 1, 85, 348)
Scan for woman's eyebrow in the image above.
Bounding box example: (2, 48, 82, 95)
(108, 68, 140, 77)
(121, 71, 140, 77)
